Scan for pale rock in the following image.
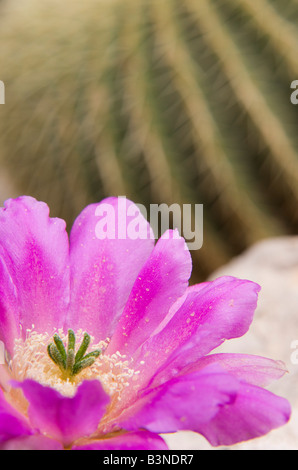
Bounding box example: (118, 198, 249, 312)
(165, 237, 298, 450)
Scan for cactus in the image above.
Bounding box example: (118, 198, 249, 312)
(0, 0, 298, 280)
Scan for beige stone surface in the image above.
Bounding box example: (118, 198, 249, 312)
(165, 237, 298, 450)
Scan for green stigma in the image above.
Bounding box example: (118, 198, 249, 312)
(47, 329, 101, 379)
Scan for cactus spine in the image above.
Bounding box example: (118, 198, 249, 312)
(0, 0, 298, 280)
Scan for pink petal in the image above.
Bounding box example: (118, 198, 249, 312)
(0, 365, 12, 392)
(0, 387, 32, 443)
(73, 431, 168, 450)
(118, 364, 239, 434)
(13, 379, 110, 447)
(196, 382, 291, 446)
(108, 230, 192, 356)
(0, 255, 20, 355)
(180, 353, 288, 388)
(0, 197, 70, 336)
(0, 435, 63, 450)
(67, 197, 154, 340)
(134, 276, 260, 388)
(151, 282, 211, 336)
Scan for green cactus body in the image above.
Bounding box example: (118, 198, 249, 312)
(0, 0, 298, 280)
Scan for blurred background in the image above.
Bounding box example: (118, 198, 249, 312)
(1, 0, 298, 284)
(1, 0, 298, 450)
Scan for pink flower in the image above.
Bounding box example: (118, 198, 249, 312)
(0, 196, 290, 450)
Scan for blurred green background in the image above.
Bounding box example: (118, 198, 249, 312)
(1, 0, 298, 281)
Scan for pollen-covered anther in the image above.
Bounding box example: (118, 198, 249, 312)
(11, 329, 138, 399)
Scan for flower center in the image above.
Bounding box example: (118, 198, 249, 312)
(47, 329, 101, 380)
(10, 329, 137, 400)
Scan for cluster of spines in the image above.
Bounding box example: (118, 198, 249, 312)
(1, 0, 298, 280)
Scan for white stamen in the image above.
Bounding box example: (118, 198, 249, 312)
(11, 329, 138, 399)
